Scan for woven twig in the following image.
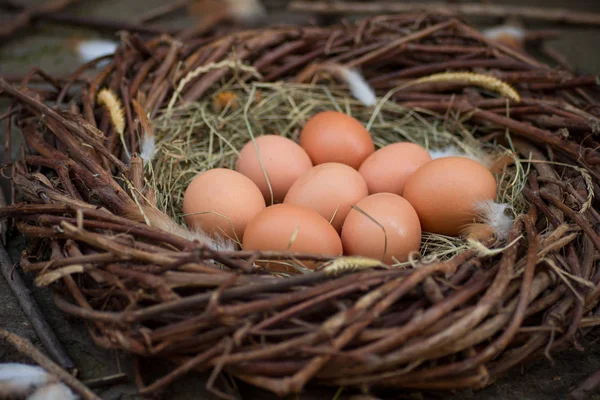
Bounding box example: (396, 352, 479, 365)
(1, 13, 599, 399)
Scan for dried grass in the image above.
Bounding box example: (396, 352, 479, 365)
(150, 81, 529, 262)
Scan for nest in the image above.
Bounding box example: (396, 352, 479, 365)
(2, 13, 600, 398)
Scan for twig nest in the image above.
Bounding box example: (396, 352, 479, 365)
(359, 142, 432, 195)
(284, 163, 369, 232)
(243, 204, 342, 272)
(183, 168, 266, 241)
(236, 135, 313, 204)
(341, 193, 422, 264)
(403, 157, 497, 236)
(300, 111, 374, 169)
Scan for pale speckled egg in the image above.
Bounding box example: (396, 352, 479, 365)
(402, 157, 497, 236)
(243, 203, 343, 272)
(283, 163, 369, 232)
(341, 193, 421, 264)
(235, 135, 313, 204)
(300, 111, 375, 169)
(183, 168, 266, 241)
(358, 142, 432, 195)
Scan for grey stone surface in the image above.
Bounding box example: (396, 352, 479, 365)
(1, 0, 600, 399)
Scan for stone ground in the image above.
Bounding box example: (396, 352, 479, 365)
(1, 0, 600, 399)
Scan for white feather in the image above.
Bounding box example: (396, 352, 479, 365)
(428, 146, 484, 164)
(483, 26, 525, 41)
(75, 39, 118, 63)
(225, 0, 266, 23)
(27, 383, 77, 400)
(340, 67, 377, 107)
(0, 363, 50, 398)
(205, 233, 237, 252)
(475, 200, 514, 241)
(184, 228, 236, 252)
(140, 134, 156, 163)
(121, 206, 236, 252)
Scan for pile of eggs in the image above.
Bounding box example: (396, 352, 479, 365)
(183, 111, 497, 270)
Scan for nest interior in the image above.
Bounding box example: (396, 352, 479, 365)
(1, 13, 600, 398)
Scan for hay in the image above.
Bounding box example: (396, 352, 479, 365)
(151, 81, 528, 262)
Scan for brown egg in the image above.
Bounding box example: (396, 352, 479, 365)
(300, 111, 374, 169)
(358, 142, 432, 195)
(243, 204, 343, 272)
(283, 163, 369, 232)
(183, 168, 266, 241)
(341, 193, 421, 264)
(403, 157, 497, 236)
(236, 135, 313, 204)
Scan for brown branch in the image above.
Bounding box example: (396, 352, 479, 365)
(0, 328, 101, 400)
(0, 79, 129, 174)
(1, 0, 176, 36)
(43, 13, 176, 35)
(542, 193, 600, 254)
(138, 344, 224, 394)
(0, 185, 6, 246)
(136, 0, 190, 24)
(570, 369, 600, 399)
(0, 0, 79, 40)
(289, 1, 600, 27)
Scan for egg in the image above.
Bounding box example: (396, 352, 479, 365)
(358, 142, 432, 195)
(283, 163, 369, 232)
(402, 157, 497, 236)
(235, 135, 313, 204)
(183, 168, 266, 241)
(243, 204, 343, 272)
(300, 111, 374, 169)
(341, 193, 421, 264)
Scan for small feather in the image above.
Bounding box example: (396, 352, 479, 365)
(429, 146, 516, 176)
(339, 67, 377, 107)
(225, 0, 266, 23)
(27, 382, 77, 400)
(428, 146, 484, 164)
(483, 26, 525, 41)
(474, 200, 514, 241)
(131, 98, 155, 163)
(483, 25, 525, 50)
(0, 363, 50, 398)
(74, 39, 118, 63)
(121, 205, 236, 251)
(140, 135, 156, 163)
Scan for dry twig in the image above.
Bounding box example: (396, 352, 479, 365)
(289, 1, 600, 27)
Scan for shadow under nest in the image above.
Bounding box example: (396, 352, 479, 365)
(1, 12, 600, 399)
